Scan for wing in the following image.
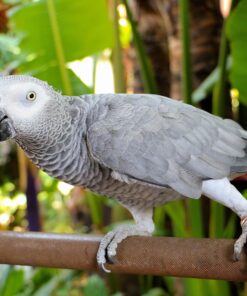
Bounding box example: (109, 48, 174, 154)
(86, 94, 247, 198)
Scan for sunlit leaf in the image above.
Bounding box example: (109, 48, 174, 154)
(8, 0, 114, 95)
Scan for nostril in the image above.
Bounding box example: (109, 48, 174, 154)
(0, 115, 8, 123)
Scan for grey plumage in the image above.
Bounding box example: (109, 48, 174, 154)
(87, 93, 247, 198)
(1, 75, 247, 271)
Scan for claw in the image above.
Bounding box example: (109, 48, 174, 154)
(100, 263, 111, 273)
(233, 219, 247, 261)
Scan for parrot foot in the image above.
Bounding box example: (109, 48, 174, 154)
(97, 224, 151, 272)
(233, 217, 247, 261)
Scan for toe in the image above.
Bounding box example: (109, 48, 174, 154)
(96, 224, 153, 271)
(233, 232, 247, 261)
(97, 231, 116, 269)
(107, 248, 118, 264)
(233, 242, 241, 261)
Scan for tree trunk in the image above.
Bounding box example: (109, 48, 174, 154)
(0, 2, 9, 33)
(126, 0, 170, 96)
(167, 0, 223, 99)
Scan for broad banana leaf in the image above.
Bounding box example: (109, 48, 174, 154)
(8, 0, 114, 95)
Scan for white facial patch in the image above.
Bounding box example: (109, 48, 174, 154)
(0, 80, 51, 121)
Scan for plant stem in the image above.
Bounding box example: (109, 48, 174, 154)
(123, 0, 158, 94)
(212, 21, 228, 117)
(187, 200, 203, 237)
(112, 0, 126, 93)
(210, 28, 228, 235)
(86, 191, 103, 228)
(46, 0, 72, 95)
(179, 0, 192, 104)
(210, 3, 237, 240)
(92, 54, 99, 93)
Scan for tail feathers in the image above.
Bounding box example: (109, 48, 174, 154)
(231, 166, 247, 174)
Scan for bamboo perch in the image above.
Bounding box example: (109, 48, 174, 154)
(0, 231, 246, 281)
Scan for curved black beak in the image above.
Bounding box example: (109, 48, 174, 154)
(0, 110, 16, 141)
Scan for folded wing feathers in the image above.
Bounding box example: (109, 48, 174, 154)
(87, 95, 247, 198)
(168, 108, 247, 184)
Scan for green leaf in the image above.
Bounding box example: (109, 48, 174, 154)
(142, 287, 167, 296)
(223, 212, 236, 238)
(226, 0, 247, 105)
(154, 206, 166, 236)
(192, 57, 232, 104)
(32, 270, 72, 296)
(85, 190, 103, 227)
(84, 275, 109, 296)
(164, 201, 188, 237)
(1, 267, 25, 296)
(187, 199, 204, 237)
(0, 265, 12, 295)
(8, 0, 114, 94)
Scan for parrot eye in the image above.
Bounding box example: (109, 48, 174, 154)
(26, 91, 36, 101)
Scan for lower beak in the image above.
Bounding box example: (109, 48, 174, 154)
(0, 110, 16, 141)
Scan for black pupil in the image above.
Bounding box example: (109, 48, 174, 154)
(29, 93, 34, 99)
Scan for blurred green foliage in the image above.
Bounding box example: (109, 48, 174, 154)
(227, 0, 247, 105)
(0, 265, 109, 296)
(0, 35, 21, 70)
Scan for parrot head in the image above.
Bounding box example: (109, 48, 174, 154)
(0, 75, 61, 143)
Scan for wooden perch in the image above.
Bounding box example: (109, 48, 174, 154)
(0, 231, 246, 281)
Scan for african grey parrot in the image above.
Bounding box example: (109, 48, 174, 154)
(0, 75, 247, 272)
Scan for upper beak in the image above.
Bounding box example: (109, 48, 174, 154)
(0, 109, 16, 141)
